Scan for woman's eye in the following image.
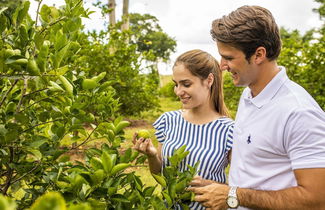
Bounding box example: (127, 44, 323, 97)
(184, 83, 191, 88)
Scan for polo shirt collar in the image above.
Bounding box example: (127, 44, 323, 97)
(244, 66, 288, 108)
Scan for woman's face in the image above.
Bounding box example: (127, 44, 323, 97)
(172, 63, 211, 110)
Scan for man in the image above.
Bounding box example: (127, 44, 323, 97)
(189, 5, 325, 209)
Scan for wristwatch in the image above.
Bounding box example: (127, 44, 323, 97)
(227, 186, 239, 208)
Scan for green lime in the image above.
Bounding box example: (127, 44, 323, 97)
(137, 129, 150, 139)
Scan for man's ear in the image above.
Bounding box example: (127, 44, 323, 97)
(254, 46, 267, 64)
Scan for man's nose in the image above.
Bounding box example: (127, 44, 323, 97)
(220, 58, 229, 71)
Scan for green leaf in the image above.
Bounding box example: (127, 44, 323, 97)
(110, 163, 130, 176)
(101, 151, 113, 173)
(17, 1, 30, 25)
(5, 129, 18, 143)
(90, 169, 105, 185)
(174, 145, 186, 155)
(175, 179, 187, 193)
(14, 113, 29, 125)
(48, 81, 64, 92)
(63, 18, 81, 33)
(56, 126, 65, 139)
(133, 174, 143, 191)
(0, 194, 16, 210)
(54, 31, 68, 52)
(0, 7, 8, 15)
(40, 5, 51, 23)
(28, 138, 47, 148)
(143, 186, 155, 197)
(151, 173, 167, 188)
(53, 42, 71, 69)
(26, 148, 42, 161)
(0, 15, 7, 34)
(168, 179, 177, 200)
(68, 203, 92, 210)
(0, 124, 8, 136)
(111, 194, 130, 203)
(120, 148, 131, 163)
(19, 24, 29, 45)
(135, 155, 147, 165)
(162, 190, 172, 207)
(168, 155, 178, 167)
(30, 192, 66, 210)
(90, 157, 103, 170)
(58, 75, 73, 96)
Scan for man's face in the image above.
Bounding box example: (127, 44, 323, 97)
(217, 42, 258, 88)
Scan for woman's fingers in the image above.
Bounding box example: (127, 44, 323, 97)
(139, 139, 149, 151)
(133, 137, 143, 149)
(132, 132, 138, 145)
(132, 137, 158, 157)
(133, 137, 149, 153)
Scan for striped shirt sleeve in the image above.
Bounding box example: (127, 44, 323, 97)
(225, 122, 234, 152)
(153, 113, 167, 143)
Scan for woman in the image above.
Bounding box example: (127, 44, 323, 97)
(133, 49, 234, 209)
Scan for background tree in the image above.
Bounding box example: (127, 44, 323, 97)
(278, 0, 324, 109)
(0, 0, 23, 14)
(78, 2, 176, 116)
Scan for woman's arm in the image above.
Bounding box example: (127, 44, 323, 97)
(147, 143, 163, 174)
(132, 132, 163, 174)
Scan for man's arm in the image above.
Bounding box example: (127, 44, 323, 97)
(190, 168, 325, 209)
(238, 168, 325, 209)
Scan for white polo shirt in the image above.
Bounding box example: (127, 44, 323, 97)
(229, 67, 325, 196)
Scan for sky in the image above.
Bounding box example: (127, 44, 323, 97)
(29, 0, 323, 74)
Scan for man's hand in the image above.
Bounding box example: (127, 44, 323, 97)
(188, 182, 229, 210)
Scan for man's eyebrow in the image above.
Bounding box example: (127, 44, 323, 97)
(221, 54, 233, 59)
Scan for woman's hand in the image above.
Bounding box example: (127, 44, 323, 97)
(132, 132, 158, 157)
(190, 176, 217, 187)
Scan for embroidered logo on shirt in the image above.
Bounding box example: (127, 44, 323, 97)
(247, 134, 251, 144)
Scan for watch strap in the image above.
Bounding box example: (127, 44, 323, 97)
(229, 186, 238, 197)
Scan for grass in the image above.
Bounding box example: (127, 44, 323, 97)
(159, 74, 173, 87)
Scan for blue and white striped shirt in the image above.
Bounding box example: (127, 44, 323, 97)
(153, 110, 234, 210)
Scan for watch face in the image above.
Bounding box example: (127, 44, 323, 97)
(227, 196, 239, 208)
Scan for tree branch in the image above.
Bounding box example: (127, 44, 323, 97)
(70, 126, 98, 150)
(40, 16, 67, 34)
(16, 78, 28, 113)
(35, 0, 43, 26)
(23, 88, 48, 97)
(23, 119, 64, 133)
(0, 79, 19, 108)
(2, 147, 14, 195)
(11, 161, 41, 185)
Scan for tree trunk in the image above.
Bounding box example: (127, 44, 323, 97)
(108, 0, 116, 26)
(121, 0, 129, 31)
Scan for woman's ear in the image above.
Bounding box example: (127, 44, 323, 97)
(207, 73, 214, 88)
(254, 46, 267, 64)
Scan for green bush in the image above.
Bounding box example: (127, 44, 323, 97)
(159, 81, 178, 100)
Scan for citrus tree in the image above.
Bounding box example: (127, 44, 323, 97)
(0, 1, 197, 209)
(0, 0, 120, 207)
